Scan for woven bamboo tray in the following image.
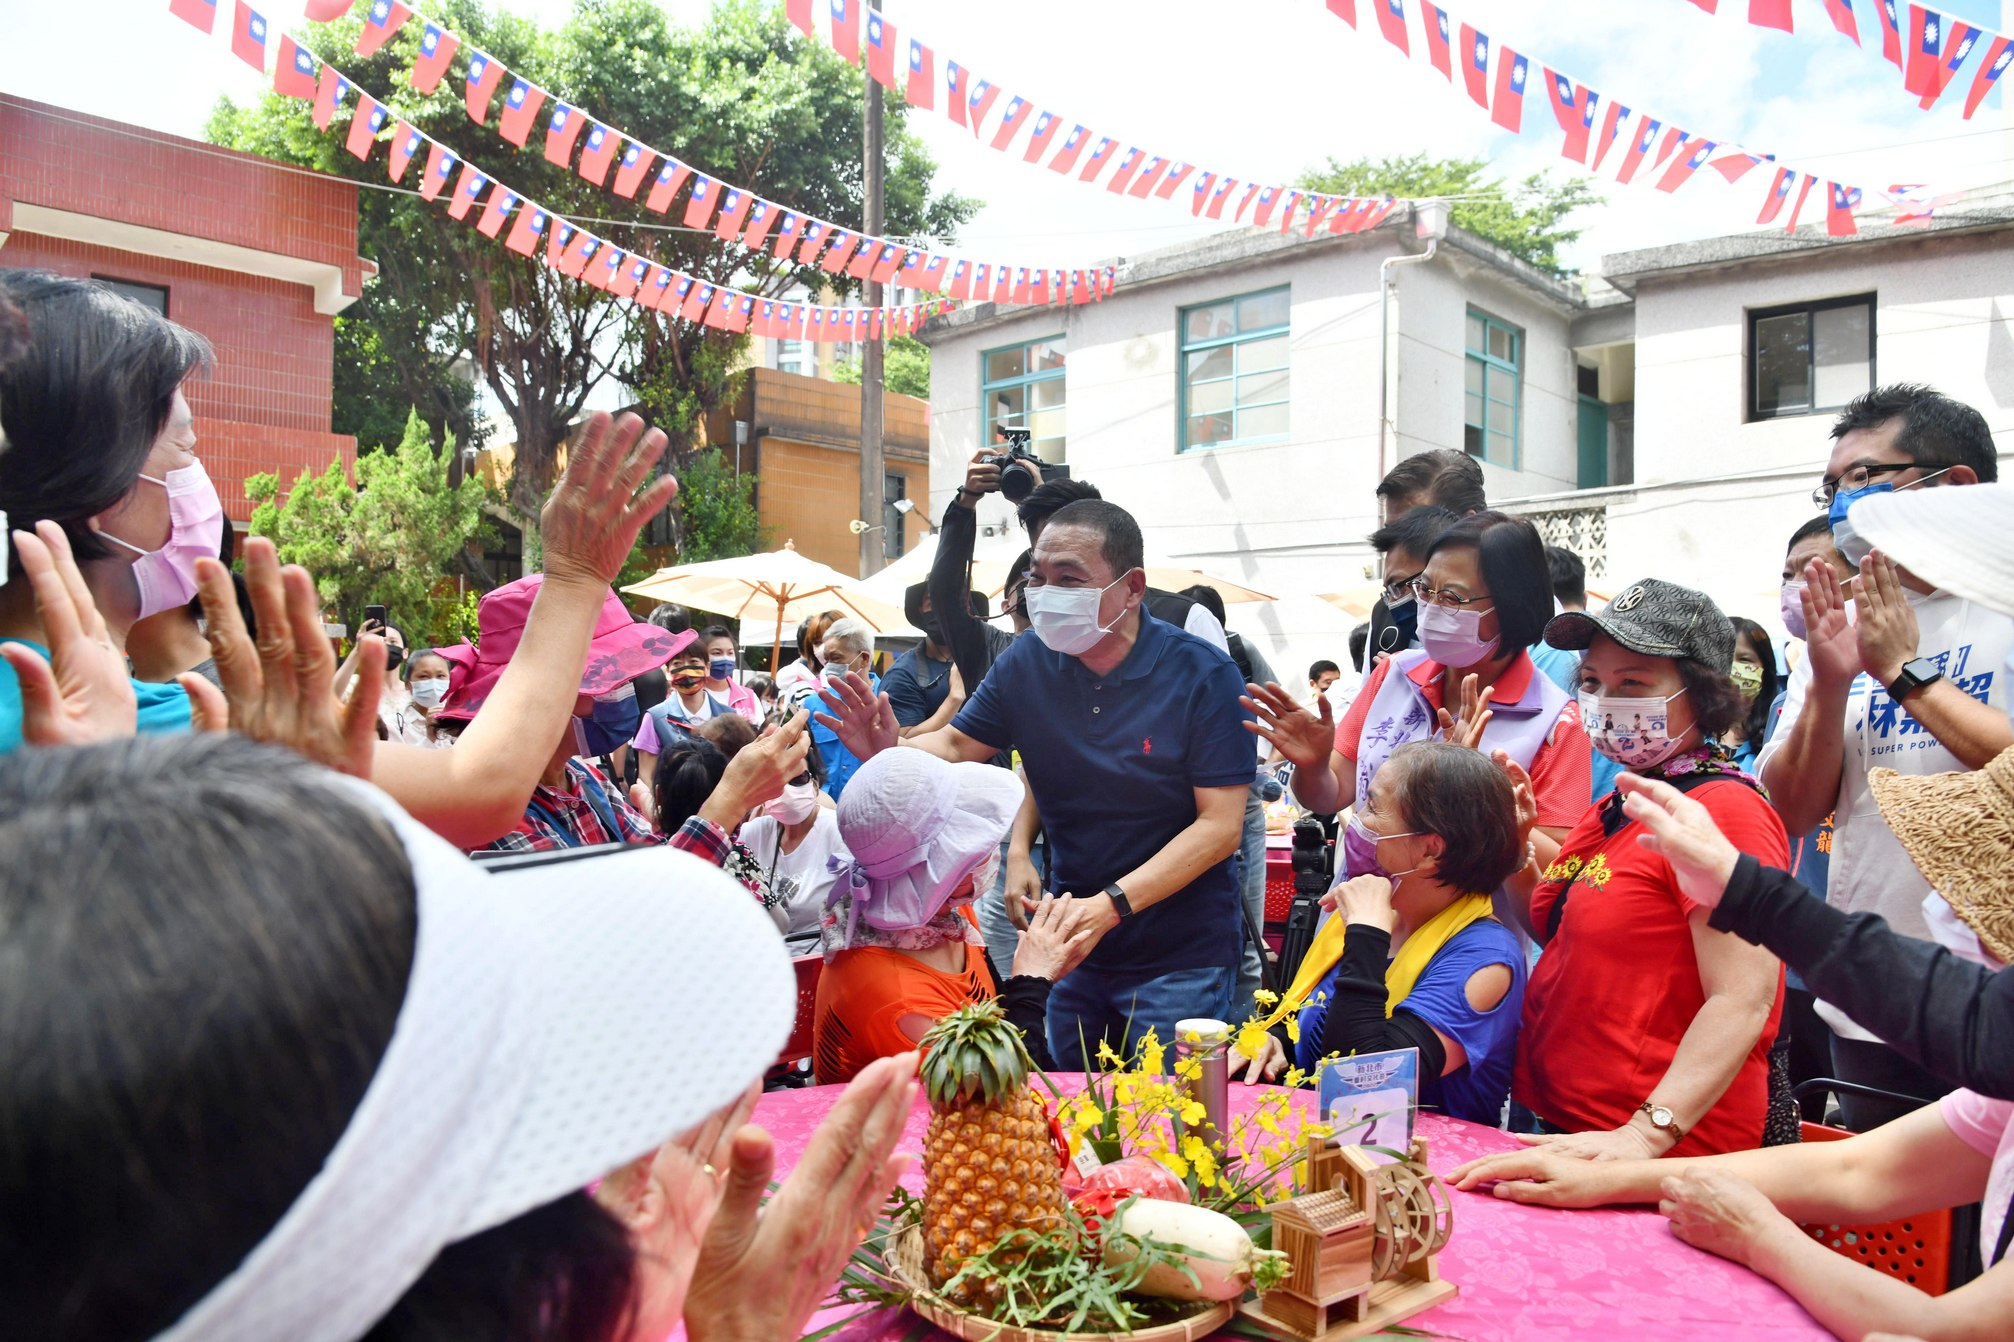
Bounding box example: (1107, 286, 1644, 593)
(887, 1223, 1235, 1342)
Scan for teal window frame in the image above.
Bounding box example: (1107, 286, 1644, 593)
(979, 335, 1067, 463)
(1178, 286, 1291, 453)
(1464, 308, 1522, 468)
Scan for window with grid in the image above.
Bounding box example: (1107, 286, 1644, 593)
(1464, 309, 1522, 467)
(1748, 295, 1874, 421)
(771, 338, 812, 377)
(980, 336, 1066, 463)
(1179, 287, 1289, 452)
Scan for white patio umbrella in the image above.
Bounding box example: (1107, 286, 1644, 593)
(623, 541, 918, 668)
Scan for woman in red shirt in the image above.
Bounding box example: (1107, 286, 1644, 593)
(1505, 579, 1787, 1158)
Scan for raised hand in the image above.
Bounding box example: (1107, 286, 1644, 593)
(1800, 556, 1861, 692)
(0, 522, 137, 747)
(1852, 550, 1921, 686)
(1617, 772, 1741, 909)
(1242, 680, 1335, 772)
(1436, 672, 1494, 750)
(1327, 873, 1398, 932)
(191, 537, 379, 778)
(704, 710, 813, 825)
(539, 411, 678, 590)
(1491, 748, 1538, 847)
(811, 669, 899, 761)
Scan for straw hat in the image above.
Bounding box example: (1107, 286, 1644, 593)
(1869, 745, 2014, 963)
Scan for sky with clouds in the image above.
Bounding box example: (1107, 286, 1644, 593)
(4, 0, 2010, 276)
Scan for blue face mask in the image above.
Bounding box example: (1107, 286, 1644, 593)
(572, 684, 641, 757)
(708, 656, 736, 681)
(1828, 466, 1949, 567)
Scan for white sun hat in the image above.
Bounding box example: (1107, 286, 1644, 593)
(1849, 482, 2014, 617)
(832, 747, 1026, 933)
(152, 779, 794, 1342)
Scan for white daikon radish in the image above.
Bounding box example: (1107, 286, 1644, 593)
(1104, 1200, 1291, 1301)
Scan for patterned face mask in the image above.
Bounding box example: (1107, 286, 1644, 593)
(1578, 687, 1690, 770)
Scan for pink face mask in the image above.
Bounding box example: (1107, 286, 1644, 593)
(97, 459, 226, 619)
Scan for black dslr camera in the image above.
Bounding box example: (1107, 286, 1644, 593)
(981, 425, 1070, 504)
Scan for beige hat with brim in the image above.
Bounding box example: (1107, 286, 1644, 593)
(1869, 745, 2014, 964)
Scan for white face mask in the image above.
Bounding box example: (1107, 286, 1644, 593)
(1024, 572, 1132, 656)
(409, 676, 449, 710)
(765, 781, 820, 826)
(1921, 892, 2006, 969)
(1578, 687, 1691, 769)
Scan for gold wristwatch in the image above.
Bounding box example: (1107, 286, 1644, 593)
(1637, 1100, 1685, 1144)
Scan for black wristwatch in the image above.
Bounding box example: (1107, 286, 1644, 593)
(1102, 882, 1134, 920)
(1888, 657, 1944, 702)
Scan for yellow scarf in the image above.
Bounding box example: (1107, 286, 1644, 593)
(1259, 893, 1496, 1030)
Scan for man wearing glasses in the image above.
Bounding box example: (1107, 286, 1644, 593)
(1758, 384, 2010, 1131)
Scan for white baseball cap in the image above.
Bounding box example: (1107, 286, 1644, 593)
(153, 780, 794, 1342)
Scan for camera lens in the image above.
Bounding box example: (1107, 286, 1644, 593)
(999, 459, 1037, 503)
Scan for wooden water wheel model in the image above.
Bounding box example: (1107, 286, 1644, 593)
(1365, 1157, 1455, 1281)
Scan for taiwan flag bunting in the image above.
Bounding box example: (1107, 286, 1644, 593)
(1049, 125, 1091, 174)
(1905, 7, 1944, 97)
(1375, 0, 1410, 55)
(786, 0, 813, 37)
(230, 3, 268, 71)
(506, 204, 546, 256)
(665, 276, 694, 319)
(906, 39, 935, 109)
(1189, 171, 1216, 214)
(1274, 190, 1304, 233)
(344, 94, 385, 160)
(1590, 102, 1630, 173)
(410, 24, 458, 94)
(1921, 23, 1978, 108)
(969, 264, 990, 299)
(1023, 112, 1061, 162)
(898, 250, 926, 286)
(303, 0, 355, 19)
(477, 189, 516, 239)
(945, 62, 969, 128)
(1303, 194, 1336, 235)
(275, 36, 318, 98)
(742, 199, 778, 249)
(679, 282, 710, 323)
(1422, 5, 1452, 78)
(1010, 269, 1031, 305)
(1614, 114, 1662, 184)
(1154, 160, 1195, 199)
(990, 97, 1033, 150)
(967, 79, 1002, 132)
(577, 124, 618, 186)
(865, 12, 897, 88)
(735, 296, 756, 334)
(871, 243, 903, 284)
(1460, 25, 1490, 109)
(769, 211, 800, 257)
(1078, 137, 1117, 182)
(1205, 176, 1238, 219)
(1105, 147, 1145, 195)
(313, 66, 347, 130)
(796, 219, 828, 263)
(1544, 70, 1597, 163)
(170, 0, 217, 34)
(751, 299, 776, 336)
(583, 247, 617, 293)
(684, 176, 717, 229)
(1251, 187, 1278, 226)
(1964, 37, 2012, 118)
(1709, 150, 1767, 182)
(418, 142, 454, 201)
(1878, 1, 1903, 70)
(355, 0, 411, 56)
(1326, 1, 1357, 25)
(1071, 270, 1091, 303)
(464, 49, 505, 122)
(498, 79, 546, 148)
(992, 267, 1012, 303)
(1823, 0, 1860, 42)
(611, 255, 644, 299)
(1826, 182, 1862, 237)
(612, 142, 655, 198)
(1653, 124, 1687, 168)
(1490, 50, 1528, 132)
(821, 230, 860, 274)
(919, 255, 948, 291)
(714, 190, 754, 241)
(1126, 156, 1166, 199)
(1654, 136, 1717, 192)
(544, 221, 574, 269)
(844, 235, 876, 279)
(1749, 0, 1793, 32)
(948, 260, 972, 300)
(1756, 166, 1797, 224)
(829, 0, 860, 63)
(647, 159, 692, 214)
(1782, 173, 1818, 232)
(544, 104, 585, 166)
(446, 163, 487, 221)
(387, 121, 423, 181)
(798, 302, 819, 338)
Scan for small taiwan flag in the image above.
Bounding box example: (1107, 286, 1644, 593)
(354, 0, 411, 57)
(230, 3, 269, 71)
(274, 35, 318, 100)
(410, 23, 459, 95)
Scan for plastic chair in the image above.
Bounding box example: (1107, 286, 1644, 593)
(773, 954, 822, 1074)
(1790, 1078, 1952, 1296)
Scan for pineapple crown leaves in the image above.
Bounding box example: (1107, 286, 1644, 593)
(917, 1000, 1034, 1108)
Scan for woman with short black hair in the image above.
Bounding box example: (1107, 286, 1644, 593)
(1721, 616, 1780, 770)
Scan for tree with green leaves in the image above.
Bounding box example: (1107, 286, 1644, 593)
(674, 448, 766, 562)
(832, 334, 930, 399)
(246, 411, 491, 647)
(1297, 154, 1599, 277)
(209, 0, 973, 565)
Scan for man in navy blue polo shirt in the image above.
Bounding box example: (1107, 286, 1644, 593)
(815, 500, 1252, 1066)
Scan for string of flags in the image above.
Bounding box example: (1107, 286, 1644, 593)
(1324, 0, 1973, 236)
(782, 0, 1406, 239)
(1674, 0, 2012, 118)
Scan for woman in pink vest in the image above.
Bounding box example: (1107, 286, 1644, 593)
(1248, 512, 1589, 918)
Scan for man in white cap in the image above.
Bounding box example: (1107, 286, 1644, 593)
(1759, 384, 2011, 1130)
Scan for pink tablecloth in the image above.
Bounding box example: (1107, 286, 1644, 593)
(761, 1083, 1833, 1342)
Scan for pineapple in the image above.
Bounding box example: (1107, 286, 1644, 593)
(918, 1001, 1068, 1305)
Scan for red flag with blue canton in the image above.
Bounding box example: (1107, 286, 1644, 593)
(1826, 183, 1861, 237)
(545, 220, 574, 269)
(1460, 25, 1490, 109)
(1904, 7, 1944, 96)
(829, 0, 860, 63)
(1375, 0, 1410, 55)
(1154, 161, 1195, 199)
(786, 0, 813, 35)
(464, 49, 505, 122)
(1709, 150, 1767, 182)
(866, 12, 898, 87)
(1749, 0, 1792, 31)
(345, 94, 386, 160)
(667, 275, 695, 318)
(742, 200, 779, 249)
(1078, 137, 1117, 182)
(906, 39, 935, 110)
(1189, 171, 1216, 214)
(1920, 23, 1979, 107)
(274, 35, 317, 98)
(1756, 167, 1797, 224)
(899, 250, 925, 285)
(1614, 114, 1662, 184)
(545, 104, 585, 166)
(387, 121, 423, 181)
(577, 124, 618, 186)
(1490, 49, 1528, 131)
(313, 66, 347, 130)
(1590, 102, 1630, 173)
(870, 244, 902, 284)
(1105, 148, 1145, 194)
(419, 142, 455, 201)
(990, 98, 1033, 151)
(1274, 190, 1303, 232)
(446, 164, 487, 221)
(230, 3, 269, 71)
(1251, 187, 1278, 226)
(822, 231, 861, 274)
(1654, 136, 1716, 191)
(680, 283, 712, 324)
(734, 296, 756, 333)
(948, 260, 972, 300)
(920, 256, 948, 292)
(477, 189, 516, 239)
(945, 61, 969, 128)
(506, 204, 545, 256)
(613, 142, 656, 198)
(844, 235, 877, 280)
(1964, 36, 2012, 117)
(1023, 112, 1061, 163)
(1782, 173, 1818, 232)
(1127, 156, 1167, 198)
(499, 79, 546, 148)
(1544, 69, 1598, 163)
(355, 0, 410, 56)
(1822, 0, 1860, 42)
(410, 23, 458, 94)
(616, 257, 649, 300)
(684, 176, 717, 229)
(1878, 0, 1904, 69)
(170, 0, 217, 34)
(715, 190, 755, 241)
(967, 79, 1002, 133)
(1049, 126, 1091, 174)
(1422, 5, 1452, 78)
(796, 218, 828, 263)
(647, 159, 692, 214)
(1205, 177, 1238, 219)
(769, 210, 800, 257)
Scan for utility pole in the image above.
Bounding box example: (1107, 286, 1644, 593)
(857, 0, 886, 579)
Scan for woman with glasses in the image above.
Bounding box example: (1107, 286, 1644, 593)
(1248, 512, 1588, 907)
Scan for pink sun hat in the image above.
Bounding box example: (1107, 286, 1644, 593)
(434, 575, 694, 724)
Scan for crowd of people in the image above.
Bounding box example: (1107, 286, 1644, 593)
(3, 265, 2012, 1338)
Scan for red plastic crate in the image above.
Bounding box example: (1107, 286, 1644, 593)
(1797, 1121, 1950, 1295)
(1264, 855, 1295, 925)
